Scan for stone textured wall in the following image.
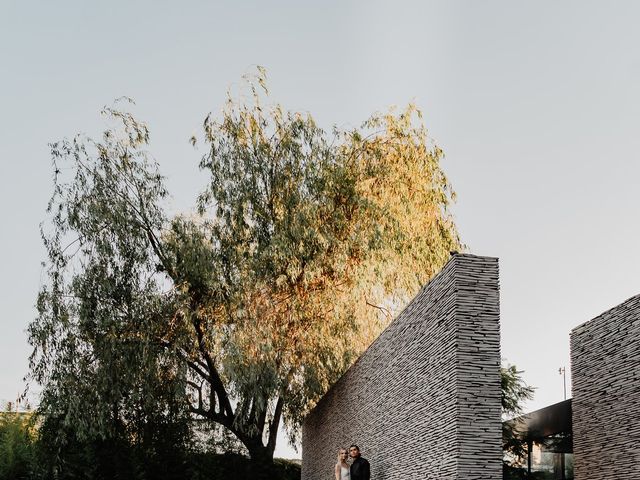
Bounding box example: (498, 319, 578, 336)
(301, 254, 501, 480)
(570, 294, 640, 480)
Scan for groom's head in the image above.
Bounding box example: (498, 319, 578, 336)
(349, 444, 360, 459)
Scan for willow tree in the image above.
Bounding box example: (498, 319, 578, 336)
(29, 72, 460, 475)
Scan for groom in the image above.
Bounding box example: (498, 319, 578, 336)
(349, 444, 371, 480)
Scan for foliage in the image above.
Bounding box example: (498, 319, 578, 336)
(28, 70, 460, 473)
(0, 414, 300, 480)
(501, 363, 535, 418)
(34, 406, 194, 480)
(0, 413, 37, 480)
(189, 453, 300, 480)
(0, 410, 299, 479)
(501, 362, 536, 469)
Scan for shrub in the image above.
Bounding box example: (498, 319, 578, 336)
(0, 413, 36, 480)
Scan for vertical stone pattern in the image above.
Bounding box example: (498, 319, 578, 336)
(301, 254, 501, 480)
(570, 294, 640, 480)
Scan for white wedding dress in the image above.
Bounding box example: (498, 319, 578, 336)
(340, 465, 350, 479)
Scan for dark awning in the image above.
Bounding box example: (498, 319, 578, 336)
(506, 398, 572, 438)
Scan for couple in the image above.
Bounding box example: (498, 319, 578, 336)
(335, 444, 370, 480)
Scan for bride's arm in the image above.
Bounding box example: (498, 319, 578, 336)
(335, 463, 341, 480)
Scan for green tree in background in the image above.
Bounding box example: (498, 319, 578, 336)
(502, 363, 535, 418)
(28, 70, 460, 476)
(501, 362, 536, 478)
(0, 412, 36, 480)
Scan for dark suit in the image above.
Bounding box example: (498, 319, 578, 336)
(350, 456, 371, 480)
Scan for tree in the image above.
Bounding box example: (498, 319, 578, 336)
(28, 70, 460, 475)
(501, 362, 535, 477)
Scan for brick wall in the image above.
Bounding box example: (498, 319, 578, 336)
(301, 254, 502, 480)
(570, 294, 640, 480)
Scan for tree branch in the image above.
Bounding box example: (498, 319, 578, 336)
(187, 380, 204, 412)
(191, 309, 234, 420)
(365, 297, 392, 320)
(267, 396, 284, 455)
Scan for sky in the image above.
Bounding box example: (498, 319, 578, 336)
(2, 0, 640, 459)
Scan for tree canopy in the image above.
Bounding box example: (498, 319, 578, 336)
(28, 71, 461, 474)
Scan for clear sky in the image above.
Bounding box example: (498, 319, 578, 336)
(2, 0, 640, 459)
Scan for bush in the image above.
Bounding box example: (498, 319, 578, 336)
(0, 411, 301, 480)
(190, 452, 300, 480)
(0, 413, 37, 480)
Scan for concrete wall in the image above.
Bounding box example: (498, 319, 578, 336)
(301, 254, 502, 480)
(570, 294, 640, 480)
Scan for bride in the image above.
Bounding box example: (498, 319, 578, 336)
(335, 447, 350, 480)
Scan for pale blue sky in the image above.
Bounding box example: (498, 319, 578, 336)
(2, 1, 640, 458)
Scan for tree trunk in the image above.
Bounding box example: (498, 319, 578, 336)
(246, 442, 276, 480)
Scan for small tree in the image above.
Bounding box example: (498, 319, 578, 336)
(29, 70, 461, 475)
(501, 362, 535, 476)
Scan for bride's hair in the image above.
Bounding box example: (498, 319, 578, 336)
(337, 447, 348, 463)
